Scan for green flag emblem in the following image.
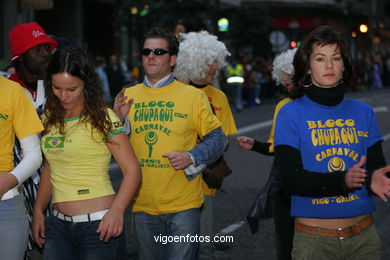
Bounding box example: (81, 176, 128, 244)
(45, 137, 65, 148)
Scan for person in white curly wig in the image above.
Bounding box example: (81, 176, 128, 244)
(174, 31, 230, 84)
(236, 48, 304, 260)
(272, 48, 297, 95)
(174, 31, 237, 259)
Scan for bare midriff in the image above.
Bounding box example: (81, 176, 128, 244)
(53, 194, 115, 216)
(296, 215, 368, 229)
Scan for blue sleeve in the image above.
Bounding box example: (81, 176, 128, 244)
(187, 127, 226, 166)
(274, 106, 300, 150)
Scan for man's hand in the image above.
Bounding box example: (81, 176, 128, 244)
(163, 152, 193, 170)
(0, 171, 18, 199)
(236, 136, 255, 151)
(113, 88, 134, 121)
(370, 165, 390, 202)
(344, 156, 367, 189)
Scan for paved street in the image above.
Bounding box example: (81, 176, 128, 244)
(110, 88, 390, 260)
(214, 88, 390, 260)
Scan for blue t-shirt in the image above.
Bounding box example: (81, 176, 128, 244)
(274, 95, 383, 218)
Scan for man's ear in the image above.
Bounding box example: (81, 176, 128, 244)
(170, 55, 177, 67)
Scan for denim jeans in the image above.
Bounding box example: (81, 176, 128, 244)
(228, 84, 243, 111)
(134, 208, 200, 260)
(43, 215, 125, 260)
(0, 194, 29, 260)
(247, 86, 261, 107)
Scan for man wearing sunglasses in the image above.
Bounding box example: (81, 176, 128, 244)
(114, 27, 226, 260)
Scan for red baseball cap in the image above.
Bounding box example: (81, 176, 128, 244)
(8, 22, 58, 62)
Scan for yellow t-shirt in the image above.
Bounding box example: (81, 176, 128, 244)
(124, 81, 222, 214)
(41, 108, 125, 203)
(267, 97, 293, 153)
(199, 85, 237, 196)
(0, 77, 43, 171)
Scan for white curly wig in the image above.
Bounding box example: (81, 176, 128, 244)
(272, 48, 297, 85)
(173, 31, 230, 83)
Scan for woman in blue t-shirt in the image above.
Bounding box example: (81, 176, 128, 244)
(274, 25, 390, 260)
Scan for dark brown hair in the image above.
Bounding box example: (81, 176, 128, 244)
(141, 27, 179, 56)
(292, 25, 352, 94)
(43, 46, 112, 139)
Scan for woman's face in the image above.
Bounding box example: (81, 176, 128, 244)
(308, 43, 344, 88)
(52, 72, 85, 115)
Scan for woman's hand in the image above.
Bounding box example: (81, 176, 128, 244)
(344, 156, 367, 189)
(32, 210, 46, 248)
(96, 208, 124, 242)
(370, 165, 390, 202)
(236, 136, 255, 151)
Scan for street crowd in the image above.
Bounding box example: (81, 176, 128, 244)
(1, 21, 390, 260)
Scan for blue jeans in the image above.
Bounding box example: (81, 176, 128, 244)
(43, 215, 125, 260)
(228, 84, 243, 111)
(247, 86, 261, 107)
(0, 194, 29, 260)
(134, 208, 200, 260)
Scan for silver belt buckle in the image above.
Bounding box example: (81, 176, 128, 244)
(64, 215, 73, 222)
(337, 227, 345, 240)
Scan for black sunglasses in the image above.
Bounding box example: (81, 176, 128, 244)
(141, 48, 170, 56)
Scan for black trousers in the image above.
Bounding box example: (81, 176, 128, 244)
(270, 189, 294, 260)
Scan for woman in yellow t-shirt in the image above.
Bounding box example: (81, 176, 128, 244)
(32, 47, 141, 260)
(0, 77, 44, 260)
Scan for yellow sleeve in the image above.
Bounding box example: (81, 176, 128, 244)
(12, 86, 43, 139)
(193, 91, 222, 138)
(106, 108, 126, 138)
(267, 97, 293, 153)
(215, 94, 237, 136)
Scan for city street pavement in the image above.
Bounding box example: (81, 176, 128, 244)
(110, 87, 390, 260)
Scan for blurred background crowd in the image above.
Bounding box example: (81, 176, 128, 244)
(1, 0, 390, 107)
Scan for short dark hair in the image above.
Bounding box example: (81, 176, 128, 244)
(141, 27, 179, 56)
(292, 25, 352, 92)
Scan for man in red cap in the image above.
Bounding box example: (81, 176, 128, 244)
(7, 21, 57, 260)
(8, 22, 57, 108)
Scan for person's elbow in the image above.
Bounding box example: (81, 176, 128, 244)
(133, 163, 142, 188)
(124, 161, 142, 189)
(31, 151, 43, 174)
(213, 127, 227, 154)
